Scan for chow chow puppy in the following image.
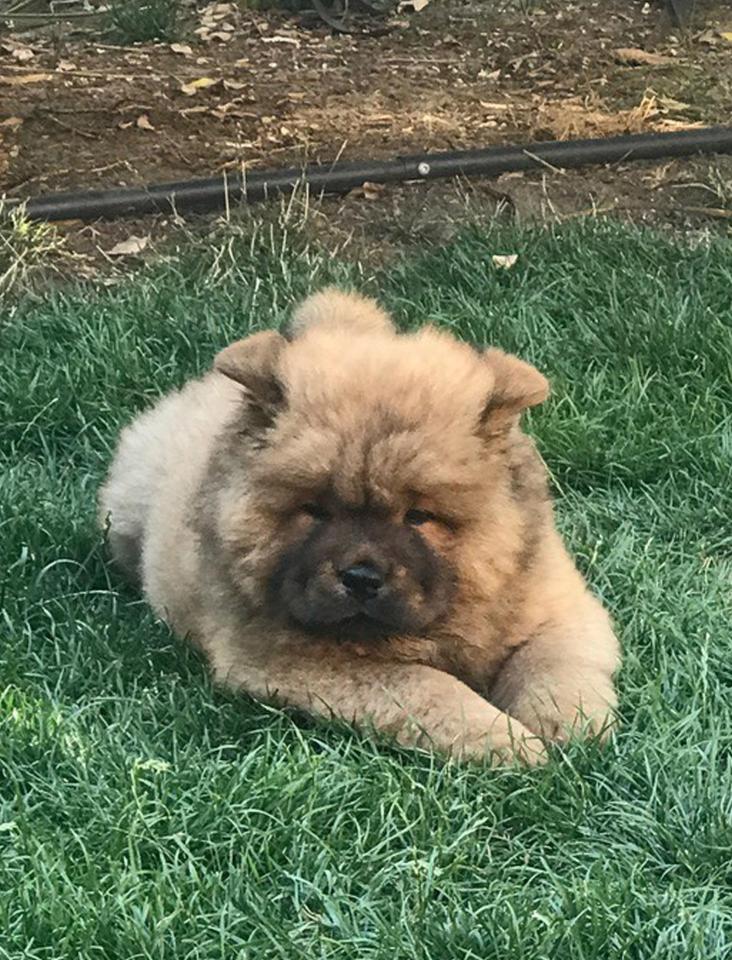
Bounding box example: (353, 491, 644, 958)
(99, 288, 619, 764)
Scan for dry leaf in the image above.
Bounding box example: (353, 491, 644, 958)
(614, 47, 676, 66)
(398, 0, 430, 10)
(136, 113, 155, 131)
(363, 181, 386, 200)
(57, 60, 76, 72)
(199, 30, 234, 42)
(108, 236, 150, 257)
(349, 181, 386, 201)
(698, 29, 720, 45)
(11, 47, 35, 63)
(721, 32, 732, 42)
(170, 43, 193, 56)
(0, 116, 23, 130)
(1, 39, 34, 60)
(180, 76, 221, 95)
(0, 73, 53, 85)
(491, 254, 518, 270)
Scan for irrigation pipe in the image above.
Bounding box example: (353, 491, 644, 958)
(7, 125, 732, 223)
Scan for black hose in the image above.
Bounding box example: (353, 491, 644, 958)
(8, 125, 732, 223)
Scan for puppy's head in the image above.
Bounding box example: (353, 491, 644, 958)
(214, 289, 549, 639)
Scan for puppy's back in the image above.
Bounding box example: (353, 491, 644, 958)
(99, 372, 243, 588)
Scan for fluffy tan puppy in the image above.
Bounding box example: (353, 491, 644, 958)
(99, 288, 619, 765)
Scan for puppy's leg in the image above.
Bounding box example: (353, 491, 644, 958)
(490, 599, 620, 743)
(213, 643, 546, 766)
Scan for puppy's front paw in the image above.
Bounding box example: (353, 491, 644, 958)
(510, 688, 617, 744)
(456, 717, 549, 767)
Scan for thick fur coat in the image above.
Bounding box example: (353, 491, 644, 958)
(99, 289, 620, 764)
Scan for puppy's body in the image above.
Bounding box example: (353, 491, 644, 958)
(100, 290, 619, 764)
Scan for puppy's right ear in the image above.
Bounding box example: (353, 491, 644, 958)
(214, 330, 287, 412)
(478, 348, 549, 437)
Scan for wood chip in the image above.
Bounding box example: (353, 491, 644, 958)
(613, 47, 676, 66)
(108, 235, 150, 256)
(180, 76, 222, 96)
(0, 73, 53, 85)
(349, 181, 387, 200)
(491, 254, 518, 269)
(262, 36, 300, 46)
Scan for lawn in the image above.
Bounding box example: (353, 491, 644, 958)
(1, 219, 731, 959)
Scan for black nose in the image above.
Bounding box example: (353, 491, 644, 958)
(341, 563, 383, 601)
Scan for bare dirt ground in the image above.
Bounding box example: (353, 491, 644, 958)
(1, 0, 731, 273)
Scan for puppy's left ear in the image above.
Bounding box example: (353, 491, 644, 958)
(214, 330, 287, 412)
(479, 348, 549, 437)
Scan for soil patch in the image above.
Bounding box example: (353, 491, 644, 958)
(1, 0, 731, 275)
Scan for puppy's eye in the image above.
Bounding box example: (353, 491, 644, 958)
(302, 503, 329, 521)
(404, 508, 438, 527)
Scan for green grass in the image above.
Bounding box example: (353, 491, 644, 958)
(108, 0, 180, 43)
(1, 219, 731, 959)
(0, 205, 64, 299)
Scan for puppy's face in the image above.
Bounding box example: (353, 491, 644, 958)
(266, 492, 457, 638)
(214, 290, 549, 640)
